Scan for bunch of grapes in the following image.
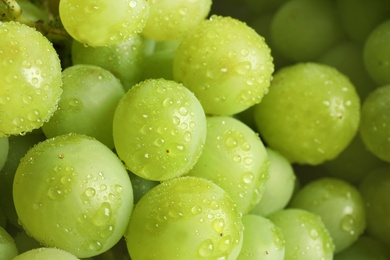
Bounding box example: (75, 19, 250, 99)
(1, 0, 390, 259)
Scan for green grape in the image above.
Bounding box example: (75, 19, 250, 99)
(188, 116, 269, 214)
(125, 176, 244, 260)
(71, 36, 145, 91)
(244, 0, 287, 14)
(268, 208, 335, 260)
(0, 130, 46, 229)
(317, 41, 376, 100)
(270, 0, 345, 62)
(12, 247, 79, 260)
(140, 38, 181, 81)
(289, 177, 366, 253)
(359, 166, 390, 248)
(254, 62, 361, 165)
(13, 133, 133, 258)
(237, 214, 285, 260)
(322, 134, 385, 184)
(334, 235, 390, 260)
(0, 137, 8, 171)
(141, 0, 212, 41)
(128, 171, 159, 204)
(363, 19, 390, 86)
(359, 85, 390, 163)
(42, 64, 125, 149)
(113, 78, 207, 181)
(337, 0, 390, 45)
(173, 15, 274, 116)
(0, 226, 18, 260)
(0, 21, 63, 137)
(59, 0, 149, 47)
(250, 148, 296, 217)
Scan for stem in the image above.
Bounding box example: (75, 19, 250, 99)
(1, 0, 22, 20)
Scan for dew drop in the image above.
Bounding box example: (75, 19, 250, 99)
(163, 98, 173, 107)
(243, 172, 254, 184)
(92, 202, 112, 227)
(310, 228, 319, 240)
(225, 137, 237, 148)
(198, 239, 214, 257)
(87, 240, 103, 252)
(84, 187, 96, 198)
(212, 218, 225, 233)
(218, 235, 231, 252)
(340, 214, 355, 235)
(243, 157, 253, 166)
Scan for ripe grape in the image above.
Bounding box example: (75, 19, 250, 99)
(141, 0, 212, 41)
(113, 78, 207, 181)
(42, 64, 125, 149)
(250, 148, 296, 217)
(12, 247, 79, 260)
(289, 177, 366, 253)
(359, 85, 390, 163)
(59, 0, 149, 46)
(254, 62, 360, 165)
(334, 235, 390, 260)
(188, 116, 269, 214)
(173, 15, 274, 115)
(237, 214, 285, 260)
(0, 226, 18, 260)
(268, 208, 335, 260)
(0, 21, 62, 137)
(0, 137, 8, 171)
(126, 176, 243, 260)
(13, 133, 133, 258)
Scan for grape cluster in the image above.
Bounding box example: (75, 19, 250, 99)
(1, 0, 390, 259)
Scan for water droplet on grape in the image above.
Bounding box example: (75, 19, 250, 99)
(87, 240, 103, 252)
(198, 239, 214, 257)
(225, 137, 237, 148)
(212, 218, 225, 233)
(218, 235, 231, 251)
(191, 205, 202, 215)
(92, 202, 112, 227)
(243, 172, 254, 184)
(310, 228, 319, 240)
(340, 214, 355, 235)
(84, 187, 96, 198)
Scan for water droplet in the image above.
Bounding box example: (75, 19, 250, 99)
(84, 187, 96, 198)
(198, 239, 214, 257)
(340, 214, 355, 235)
(92, 202, 112, 227)
(191, 205, 202, 215)
(115, 185, 123, 194)
(310, 229, 319, 240)
(163, 98, 173, 107)
(173, 116, 180, 125)
(218, 235, 231, 251)
(179, 107, 188, 116)
(87, 240, 103, 251)
(212, 218, 225, 233)
(243, 172, 254, 184)
(225, 137, 237, 148)
(235, 61, 252, 75)
(243, 157, 253, 166)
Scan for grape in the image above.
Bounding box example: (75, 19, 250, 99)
(12, 247, 79, 260)
(270, 0, 345, 62)
(188, 116, 269, 214)
(59, 0, 149, 47)
(317, 41, 376, 100)
(359, 166, 390, 248)
(237, 214, 285, 260)
(244, 0, 287, 14)
(0, 137, 8, 171)
(71, 35, 145, 91)
(359, 85, 390, 163)
(289, 177, 366, 253)
(0, 21, 62, 137)
(173, 15, 274, 116)
(334, 235, 390, 260)
(113, 78, 207, 181)
(250, 148, 296, 217)
(13, 133, 133, 258)
(337, 0, 390, 45)
(0, 226, 18, 260)
(268, 208, 335, 260)
(125, 176, 243, 260)
(42, 64, 125, 149)
(254, 62, 360, 165)
(363, 19, 390, 86)
(141, 0, 212, 41)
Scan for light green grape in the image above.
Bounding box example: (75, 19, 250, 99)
(337, 0, 390, 45)
(359, 166, 390, 248)
(59, 0, 149, 46)
(0, 137, 8, 171)
(270, 0, 345, 62)
(289, 177, 366, 253)
(173, 15, 274, 116)
(237, 214, 285, 260)
(0, 226, 18, 260)
(359, 85, 390, 163)
(0, 21, 63, 137)
(125, 176, 244, 260)
(12, 247, 79, 260)
(113, 78, 207, 181)
(71, 36, 145, 91)
(250, 148, 296, 217)
(334, 235, 390, 260)
(317, 41, 376, 100)
(254, 62, 360, 165)
(142, 0, 212, 41)
(188, 116, 269, 214)
(13, 133, 133, 258)
(42, 64, 125, 149)
(363, 19, 390, 86)
(268, 208, 335, 260)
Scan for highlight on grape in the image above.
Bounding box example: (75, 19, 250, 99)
(1, 0, 390, 259)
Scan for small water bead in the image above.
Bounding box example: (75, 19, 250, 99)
(99, 225, 114, 239)
(198, 239, 215, 257)
(218, 235, 232, 252)
(100, 184, 107, 191)
(191, 205, 202, 215)
(242, 172, 254, 184)
(163, 98, 173, 107)
(243, 157, 253, 166)
(225, 137, 238, 148)
(84, 187, 96, 198)
(310, 228, 319, 240)
(340, 214, 355, 235)
(87, 240, 103, 252)
(212, 218, 225, 233)
(92, 202, 112, 227)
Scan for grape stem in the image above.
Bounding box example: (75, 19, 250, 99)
(0, 0, 70, 43)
